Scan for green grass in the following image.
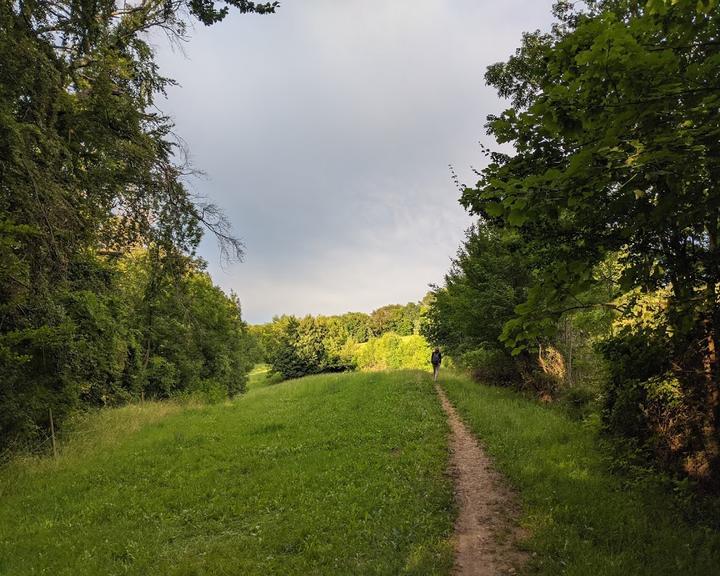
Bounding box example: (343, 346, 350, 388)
(0, 371, 454, 575)
(439, 372, 720, 576)
(7, 367, 713, 576)
(246, 363, 283, 390)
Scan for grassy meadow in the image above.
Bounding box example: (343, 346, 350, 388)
(3, 368, 719, 575)
(0, 371, 453, 575)
(439, 373, 720, 576)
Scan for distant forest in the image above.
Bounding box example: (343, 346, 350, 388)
(251, 300, 434, 379)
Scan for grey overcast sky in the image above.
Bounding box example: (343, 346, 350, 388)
(155, 0, 556, 324)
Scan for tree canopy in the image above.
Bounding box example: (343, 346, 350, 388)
(458, 0, 720, 485)
(0, 0, 274, 450)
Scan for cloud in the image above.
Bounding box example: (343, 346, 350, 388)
(155, 0, 556, 323)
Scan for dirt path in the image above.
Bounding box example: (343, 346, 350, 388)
(435, 383, 528, 576)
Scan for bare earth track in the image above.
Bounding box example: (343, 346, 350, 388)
(435, 383, 529, 576)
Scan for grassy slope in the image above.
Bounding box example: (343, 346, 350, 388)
(247, 363, 283, 391)
(440, 372, 720, 576)
(0, 371, 453, 576)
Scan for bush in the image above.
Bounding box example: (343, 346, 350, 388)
(596, 289, 714, 483)
(353, 333, 432, 371)
(557, 386, 597, 421)
(458, 348, 521, 385)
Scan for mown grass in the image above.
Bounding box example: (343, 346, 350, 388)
(439, 372, 720, 576)
(0, 371, 453, 575)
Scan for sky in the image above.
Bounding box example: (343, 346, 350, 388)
(155, 0, 556, 324)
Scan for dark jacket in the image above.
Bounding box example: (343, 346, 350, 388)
(431, 350, 442, 366)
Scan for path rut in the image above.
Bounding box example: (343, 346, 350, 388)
(436, 383, 528, 576)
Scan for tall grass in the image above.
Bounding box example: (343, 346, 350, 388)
(246, 363, 283, 390)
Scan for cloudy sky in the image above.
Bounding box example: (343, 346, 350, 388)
(155, 0, 555, 324)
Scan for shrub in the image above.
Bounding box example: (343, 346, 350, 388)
(458, 348, 521, 385)
(557, 386, 597, 421)
(353, 333, 432, 371)
(596, 288, 716, 483)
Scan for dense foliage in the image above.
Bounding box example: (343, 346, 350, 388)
(430, 0, 720, 486)
(424, 220, 615, 401)
(354, 333, 432, 372)
(0, 250, 256, 452)
(0, 1, 274, 451)
(422, 223, 533, 384)
(253, 301, 432, 379)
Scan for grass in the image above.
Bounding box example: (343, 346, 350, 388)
(246, 363, 283, 390)
(439, 372, 720, 576)
(0, 371, 453, 575)
(6, 366, 714, 575)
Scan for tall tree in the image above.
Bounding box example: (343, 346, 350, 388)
(422, 222, 533, 384)
(461, 0, 720, 484)
(0, 0, 275, 448)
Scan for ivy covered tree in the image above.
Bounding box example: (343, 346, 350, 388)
(462, 0, 720, 485)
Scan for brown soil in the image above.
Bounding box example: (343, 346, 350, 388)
(436, 383, 529, 576)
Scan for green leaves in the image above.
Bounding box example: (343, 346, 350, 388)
(463, 0, 720, 351)
(423, 222, 533, 374)
(0, 0, 276, 449)
(508, 209, 529, 227)
(454, 0, 720, 482)
(646, 0, 719, 15)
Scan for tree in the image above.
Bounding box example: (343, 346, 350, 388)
(369, 305, 404, 336)
(462, 0, 720, 484)
(265, 316, 319, 380)
(0, 0, 275, 449)
(337, 312, 373, 343)
(368, 303, 423, 336)
(423, 222, 533, 383)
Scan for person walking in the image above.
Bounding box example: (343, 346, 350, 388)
(431, 347, 442, 382)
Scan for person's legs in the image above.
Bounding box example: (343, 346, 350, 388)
(433, 364, 439, 381)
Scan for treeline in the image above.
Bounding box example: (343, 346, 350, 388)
(0, 1, 276, 452)
(251, 301, 432, 379)
(1, 249, 257, 452)
(424, 0, 720, 489)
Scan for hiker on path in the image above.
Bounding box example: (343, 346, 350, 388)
(431, 348, 442, 382)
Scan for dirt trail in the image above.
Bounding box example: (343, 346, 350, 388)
(435, 383, 528, 576)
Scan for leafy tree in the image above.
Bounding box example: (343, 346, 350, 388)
(461, 0, 720, 484)
(337, 312, 373, 343)
(265, 316, 315, 380)
(369, 305, 405, 336)
(423, 222, 533, 383)
(353, 333, 431, 371)
(0, 0, 274, 449)
(369, 303, 423, 336)
(259, 302, 430, 380)
(321, 316, 355, 366)
(396, 302, 421, 336)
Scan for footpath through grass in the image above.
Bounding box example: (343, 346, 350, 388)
(440, 372, 720, 576)
(0, 371, 453, 575)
